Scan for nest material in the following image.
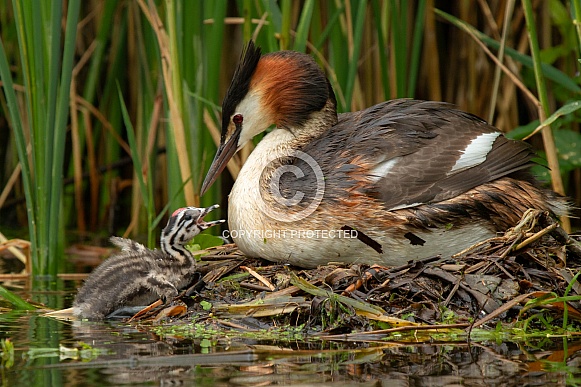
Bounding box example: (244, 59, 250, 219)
(130, 210, 581, 337)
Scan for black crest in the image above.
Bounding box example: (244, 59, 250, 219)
(221, 41, 262, 139)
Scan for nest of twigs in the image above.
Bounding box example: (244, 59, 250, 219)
(130, 210, 581, 339)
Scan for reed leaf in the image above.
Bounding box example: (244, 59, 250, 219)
(0, 285, 36, 310)
(371, 0, 390, 100)
(280, 0, 292, 49)
(0, 0, 80, 278)
(344, 0, 367, 109)
(0, 40, 35, 248)
(574, 0, 581, 53)
(390, 0, 407, 98)
(312, 4, 344, 50)
(407, 0, 426, 97)
(523, 101, 581, 140)
(522, 0, 566, 200)
(435, 9, 581, 94)
(293, 0, 315, 52)
(0, 1, 580, 282)
(118, 85, 154, 245)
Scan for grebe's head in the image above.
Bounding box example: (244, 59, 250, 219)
(200, 41, 334, 195)
(161, 205, 224, 247)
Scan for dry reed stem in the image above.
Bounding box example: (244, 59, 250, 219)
(137, 0, 196, 205)
(74, 96, 130, 154)
(485, 0, 515, 123)
(142, 95, 163, 178)
(423, 0, 441, 101)
(317, 323, 469, 341)
(240, 266, 276, 291)
(251, 12, 269, 41)
(302, 39, 347, 108)
(449, 13, 569, 230)
(537, 111, 571, 231)
(70, 77, 86, 231)
(0, 235, 29, 266)
(513, 222, 558, 251)
(0, 142, 29, 213)
(0, 162, 22, 209)
(68, 39, 100, 231)
(204, 16, 270, 26)
(459, 21, 539, 106)
(469, 291, 549, 329)
(83, 110, 99, 228)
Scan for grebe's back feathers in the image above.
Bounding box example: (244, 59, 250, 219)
(72, 246, 168, 320)
(294, 99, 538, 211)
(109, 236, 149, 254)
(202, 41, 568, 268)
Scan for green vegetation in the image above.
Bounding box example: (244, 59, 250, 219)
(0, 1, 579, 280)
(0, 339, 14, 370)
(0, 285, 36, 310)
(150, 320, 309, 344)
(0, 1, 80, 279)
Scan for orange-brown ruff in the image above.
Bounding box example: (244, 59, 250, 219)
(201, 41, 568, 268)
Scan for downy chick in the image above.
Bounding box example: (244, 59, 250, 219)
(73, 205, 224, 320)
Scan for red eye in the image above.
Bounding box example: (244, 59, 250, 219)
(233, 114, 243, 125)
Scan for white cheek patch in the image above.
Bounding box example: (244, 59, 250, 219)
(449, 132, 500, 174)
(235, 91, 270, 148)
(369, 157, 400, 183)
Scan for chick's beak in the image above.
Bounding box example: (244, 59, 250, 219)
(200, 125, 241, 196)
(197, 204, 225, 229)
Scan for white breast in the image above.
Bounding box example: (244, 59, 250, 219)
(228, 130, 496, 267)
(228, 128, 297, 258)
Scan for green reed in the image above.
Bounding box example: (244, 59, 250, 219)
(0, 1, 579, 277)
(0, 0, 80, 279)
(437, 2, 581, 231)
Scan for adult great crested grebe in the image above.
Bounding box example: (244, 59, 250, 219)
(200, 41, 568, 269)
(73, 205, 224, 320)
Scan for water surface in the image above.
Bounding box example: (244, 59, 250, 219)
(2, 282, 581, 386)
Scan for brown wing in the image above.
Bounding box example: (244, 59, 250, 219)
(295, 99, 536, 210)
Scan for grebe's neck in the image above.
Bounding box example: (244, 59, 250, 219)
(272, 97, 338, 149)
(160, 231, 196, 266)
(230, 99, 338, 227)
(240, 97, 338, 166)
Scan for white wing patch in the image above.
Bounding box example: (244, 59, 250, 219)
(449, 132, 500, 174)
(369, 157, 400, 182)
(387, 202, 423, 211)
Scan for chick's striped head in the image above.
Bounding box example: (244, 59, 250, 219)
(161, 205, 224, 254)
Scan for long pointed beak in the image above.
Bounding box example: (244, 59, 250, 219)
(171, 204, 225, 228)
(198, 204, 221, 219)
(197, 204, 225, 228)
(200, 128, 241, 196)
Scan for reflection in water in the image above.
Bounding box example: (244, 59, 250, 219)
(4, 313, 581, 386)
(1, 283, 580, 386)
